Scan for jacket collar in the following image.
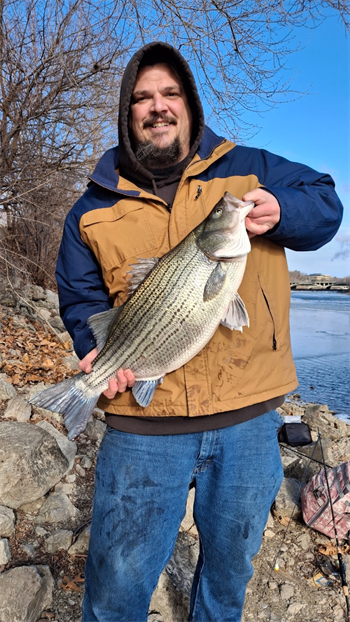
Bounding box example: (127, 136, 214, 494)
(88, 126, 227, 195)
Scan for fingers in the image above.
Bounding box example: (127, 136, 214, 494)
(102, 368, 135, 399)
(78, 347, 99, 373)
(79, 350, 135, 400)
(243, 189, 280, 236)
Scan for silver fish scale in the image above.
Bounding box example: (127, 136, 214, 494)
(84, 232, 244, 392)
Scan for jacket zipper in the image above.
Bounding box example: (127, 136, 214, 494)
(259, 282, 277, 351)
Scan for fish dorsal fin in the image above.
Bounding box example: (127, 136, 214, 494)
(88, 307, 123, 352)
(203, 263, 227, 302)
(132, 378, 163, 407)
(127, 257, 160, 293)
(221, 293, 250, 331)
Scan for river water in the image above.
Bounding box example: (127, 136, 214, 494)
(289, 291, 350, 421)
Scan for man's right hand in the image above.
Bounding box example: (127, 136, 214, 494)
(78, 348, 135, 399)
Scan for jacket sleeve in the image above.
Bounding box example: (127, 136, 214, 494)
(257, 149, 343, 251)
(55, 203, 112, 360)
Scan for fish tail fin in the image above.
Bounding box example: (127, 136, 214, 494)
(29, 373, 99, 440)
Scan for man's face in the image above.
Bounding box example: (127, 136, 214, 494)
(130, 63, 192, 166)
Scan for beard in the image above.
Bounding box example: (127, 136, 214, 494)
(133, 136, 182, 170)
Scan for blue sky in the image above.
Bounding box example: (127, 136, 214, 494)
(240, 14, 349, 278)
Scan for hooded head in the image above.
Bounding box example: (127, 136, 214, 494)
(118, 42, 205, 188)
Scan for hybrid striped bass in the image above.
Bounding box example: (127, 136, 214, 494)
(29, 192, 254, 440)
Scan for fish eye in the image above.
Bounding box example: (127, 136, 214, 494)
(212, 207, 223, 219)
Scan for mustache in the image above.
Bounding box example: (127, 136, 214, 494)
(143, 114, 177, 129)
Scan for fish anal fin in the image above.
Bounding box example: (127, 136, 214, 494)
(203, 263, 227, 302)
(221, 293, 249, 331)
(127, 257, 160, 293)
(88, 307, 123, 352)
(132, 378, 163, 407)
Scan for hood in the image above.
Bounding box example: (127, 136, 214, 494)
(118, 41, 205, 191)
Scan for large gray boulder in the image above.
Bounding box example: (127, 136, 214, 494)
(0, 565, 53, 622)
(0, 422, 70, 509)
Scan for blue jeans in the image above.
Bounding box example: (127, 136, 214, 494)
(82, 410, 284, 622)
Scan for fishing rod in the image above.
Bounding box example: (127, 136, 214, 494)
(319, 432, 350, 621)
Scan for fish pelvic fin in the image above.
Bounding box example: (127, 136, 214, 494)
(221, 293, 250, 331)
(132, 378, 163, 407)
(29, 373, 99, 440)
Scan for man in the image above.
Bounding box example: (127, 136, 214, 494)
(56, 42, 343, 622)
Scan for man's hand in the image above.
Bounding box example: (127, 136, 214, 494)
(79, 347, 135, 399)
(242, 189, 281, 238)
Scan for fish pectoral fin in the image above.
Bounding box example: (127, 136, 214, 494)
(88, 307, 123, 352)
(221, 293, 250, 331)
(127, 257, 160, 293)
(132, 378, 164, 407)
(203, 263, 227, 302)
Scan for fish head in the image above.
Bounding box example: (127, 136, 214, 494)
(195, 192, 254, 260)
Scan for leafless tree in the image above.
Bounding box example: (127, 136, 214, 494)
(0, 0, 130, 286)
(0, 0, 348, 288)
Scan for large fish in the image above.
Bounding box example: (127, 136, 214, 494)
(29, 193, 254, 440)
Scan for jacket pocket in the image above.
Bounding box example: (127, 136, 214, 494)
(81, 202, 158, 270)
(258, 273, 277, 350)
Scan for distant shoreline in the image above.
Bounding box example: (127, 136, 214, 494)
(290, 284, 350, 292)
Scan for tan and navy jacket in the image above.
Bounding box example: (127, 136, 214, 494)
(56, 43, 343, 423)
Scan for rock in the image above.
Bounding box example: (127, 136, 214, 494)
(28, 285, 46, 301)
(19, 497, 46, 513)
(3, 395, 32, 422)
(62, 353, 80, 370)
(57, 331, 73, 346)
(280, 583, 294, 600)
(287, 602, 304, 615)
(273, 477, 302, 520)
(21, 543, 37, 558)
(0, 422, 70, 509)
(329, 437, 350, 465)
(0, 565, 53, 622)
(45, 529, 73, 553)
(44, 289, 59, 308)
(85, 417, 106, 444)
(75, 463, 85, 477)
(68, 525, 91, 554)
(35, 527, 48, 537)
(0, 378, 17, 400)
(49, 315, 66, 332)
(0, 538, 11, 564)
(149, 532, 200, 622)
(297, 532, 311, 551)
(0, 288, 17, 307)
(180, 488, 196, 534)
(303, 404, 350, 441)
(34, 492, 79, 524)
(38, 308, 52, 321)
(80, 456, 92, 469)
(150, 571, 189, 622)
(165, 531, 198, 597)
(36, 421, 77, 472)
(0, 506, 15, 537)
(55, 481, 74, 495)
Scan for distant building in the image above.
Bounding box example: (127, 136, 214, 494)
(310, 274, 332, 282)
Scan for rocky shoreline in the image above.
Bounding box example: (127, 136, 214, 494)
(0, 283, 349, 622)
